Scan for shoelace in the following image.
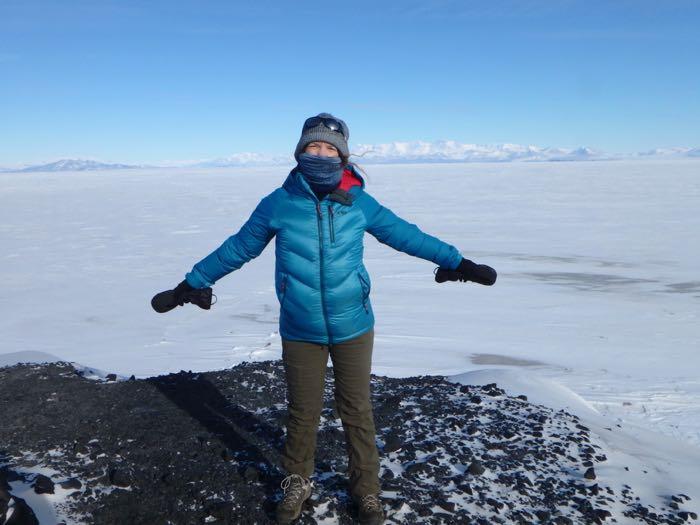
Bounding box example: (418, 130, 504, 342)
(360, 494, 382, 512)
(280, 474, 309, 508)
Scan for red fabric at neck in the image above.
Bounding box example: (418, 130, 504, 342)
(338, 168, 362, 192)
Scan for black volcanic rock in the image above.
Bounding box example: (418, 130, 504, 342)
(0, 470, 39, 525)
(468, 460, 486, 476)
(32, 474, 54, 494)
(0, 361, 695, 524)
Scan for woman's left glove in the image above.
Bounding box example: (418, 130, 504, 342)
(151, 280, 215, 313)
(434, 258, 497, 286)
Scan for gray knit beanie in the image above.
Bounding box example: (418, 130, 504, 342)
(294, 112, 350, 161)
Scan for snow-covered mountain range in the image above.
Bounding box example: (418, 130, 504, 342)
(637, 147, 700, 158)
(352, 141, 606, 163)
(185, 152, 293, 168)
(0, 159, 141, 173)
(1, 143, 698, 172)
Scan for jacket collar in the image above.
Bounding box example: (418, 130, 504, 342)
(283, 164, 364, 205)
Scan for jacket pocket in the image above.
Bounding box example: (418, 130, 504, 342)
(357, 267, 371, 312)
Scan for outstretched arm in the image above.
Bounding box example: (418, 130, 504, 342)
(358, 192, 463, 270)
(185, 194, 277, 288)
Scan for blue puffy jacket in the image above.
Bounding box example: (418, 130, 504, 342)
(185, 165, 463, 344)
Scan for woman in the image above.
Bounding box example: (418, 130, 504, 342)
(155, 113, 496, 524)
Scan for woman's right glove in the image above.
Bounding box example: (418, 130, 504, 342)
(434, 258, 497, 286)
(151, 280, 215, 313)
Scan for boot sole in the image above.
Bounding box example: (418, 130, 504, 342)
(276, 510, 301, 524)
(359, 518, 385, 525)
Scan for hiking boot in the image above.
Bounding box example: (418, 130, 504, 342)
(276, 474, 312, 524)
(357, 494, 385, 525)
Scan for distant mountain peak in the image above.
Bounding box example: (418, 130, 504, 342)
(13, 159, 139, 173)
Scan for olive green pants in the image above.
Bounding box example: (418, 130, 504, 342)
(280, 328, 380, 499)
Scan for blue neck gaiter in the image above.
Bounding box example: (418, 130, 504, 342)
(297, 153, 343, 194)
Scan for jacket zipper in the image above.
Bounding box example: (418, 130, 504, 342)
(280, 274, 289, 308)
(358, 271, 369, 312)
(316, 202, 332, 344)
(328, 205, 335, 244)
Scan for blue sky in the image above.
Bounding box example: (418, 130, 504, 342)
(1, 0, 699, 164)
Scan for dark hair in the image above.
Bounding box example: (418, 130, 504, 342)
(344, 155, 370, 184)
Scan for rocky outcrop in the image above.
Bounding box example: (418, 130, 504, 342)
(0, 361, 696, 524)
(0, 470, 39, 525)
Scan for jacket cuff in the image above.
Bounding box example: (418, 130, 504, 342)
(450, 253, 464, 270)
(185, 271, 208, 289)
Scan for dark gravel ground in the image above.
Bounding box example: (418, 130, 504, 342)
(0, 360, 697, 525)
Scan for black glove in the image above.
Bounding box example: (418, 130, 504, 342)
(434, 258, 497, 286)
(151, 280, 215, 313)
